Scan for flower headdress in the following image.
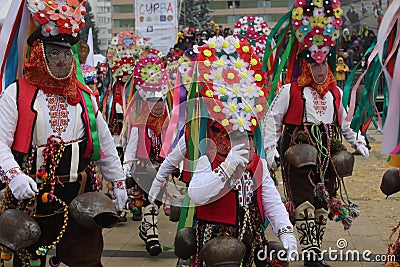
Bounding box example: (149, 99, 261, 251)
(133, 56, 169, 100)
(193, 36, 268, 133)
(27, 0, 86, 39)
(107, 31, 148, 82)
(233, 16, 272, 59)
(81, 64, 97, 84)
(291, 0, 342, 63)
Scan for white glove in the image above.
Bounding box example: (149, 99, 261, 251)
(266, 148, 280, 170)
(279, 234, 298, 261)
(220, 144, 249, 177)
(8, 173, 38, 200)
(113, 181, 128, 211)
(354, 142, 369, 160)
(148, 177, 164, 204)
(123, 162, 133, 177)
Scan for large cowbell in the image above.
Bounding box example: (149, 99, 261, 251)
(69, 192, 119, 229)
(0, 209, 41, 251)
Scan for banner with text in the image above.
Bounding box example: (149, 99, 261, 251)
(135, 0, 178, 55)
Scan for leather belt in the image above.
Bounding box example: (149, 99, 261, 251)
(30, 170, 88, 195)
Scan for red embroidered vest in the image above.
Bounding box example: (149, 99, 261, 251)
(282, 81, 342, 125)
(195, 153, 265, 225)
(12, 78, 93, 155)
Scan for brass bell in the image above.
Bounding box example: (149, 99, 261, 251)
(380, 168, 400, 197)
(174, 227, 197, 260)
(284, 144, 318, 172)
(200, 235, 246, 266)
(0, 209, 41, 251)
(331, 150, 355, 177)
(69, 192, 119, 229)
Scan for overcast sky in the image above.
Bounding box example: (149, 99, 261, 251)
(0, 0, 12, 22)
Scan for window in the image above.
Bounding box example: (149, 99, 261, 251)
(114, 5, 134, 13)
(114, 19, 134, 28)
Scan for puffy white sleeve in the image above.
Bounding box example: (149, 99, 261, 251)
(263, 84, 291, 150)
(0, 83, 21, 182)
(156, 136, 187, 182)
(260, 159, 293, 236)
(188, 155, 227, 205)
(123, 127, 139, 162)
(92, 96, 125, 182)
(338, 88, 365, 145)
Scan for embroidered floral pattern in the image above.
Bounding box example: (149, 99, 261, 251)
(232, 171, 254, 207)
(46, 94, 69, 134)
(311, 90, 327, 116)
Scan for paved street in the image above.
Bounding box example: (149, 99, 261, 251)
(4, 127, 398, 267)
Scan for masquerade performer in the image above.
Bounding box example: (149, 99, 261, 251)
(122, 55, 169, 256)
(263, 1, 369, 266)
(0, 1, 128, 266)
(174, 36, 297, 266)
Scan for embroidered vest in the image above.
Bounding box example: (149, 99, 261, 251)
(282, 81, 342, 126)
(195, 153, 265, 225)
(12, 78, 94, 157)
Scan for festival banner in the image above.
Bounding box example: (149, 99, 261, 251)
(135, 0, 178, 55)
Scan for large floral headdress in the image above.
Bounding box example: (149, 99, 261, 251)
(233, 16, 272, 59)
(193, 36, 268, 133)
(133, 55, 169, 100)
(27, 0, 86, 39)
(107, 31, 148, 83)
(292, 0, 342, 63)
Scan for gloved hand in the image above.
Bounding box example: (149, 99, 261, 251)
(123, 163, 132, 177)
(266, 148, 280, 170)
(220, 144, 249, 177)
(148, 177, 164, 204)
(113, 180, 128, 211)
(8, 173, 38, 200)
(279, 234, 298, 261)
(353, 142, 369, 160)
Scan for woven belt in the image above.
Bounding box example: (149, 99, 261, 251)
(30, 170, 88, 195)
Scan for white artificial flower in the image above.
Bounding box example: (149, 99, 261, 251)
(241, 83, 261, 99)
(222, 98, 240, 117)
(210, 67, 224, 83)
(111, 37, 119, 45)
(27, 0, 45, 13)
(41, 22, 58, 37)
(230, 111, 252, 132)
(212, 55, 230, 70)
(313, 7, 325, 17)
(222, 36, 239, 54)
(230, 56, 249, 72)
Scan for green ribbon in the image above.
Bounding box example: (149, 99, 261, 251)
(268, 31, 295, 104)
(72, 43, 101, 161)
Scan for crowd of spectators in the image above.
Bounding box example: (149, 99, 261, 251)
(165, 22, 234, 62)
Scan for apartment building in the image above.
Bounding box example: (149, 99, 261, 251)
(111, 0, 135, 36)
(91, 0, 113, 54)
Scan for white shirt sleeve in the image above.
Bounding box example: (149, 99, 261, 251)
(338, 88, 365, 145)
(260, 159, 293, 236)
(0, 83, 21, 181)
(123, 127, 139, 162)
(188, 155, 227, 205)
(91, 96, 125, 182)
(263, 84, 291, 150)
(156, 135, 187, 181)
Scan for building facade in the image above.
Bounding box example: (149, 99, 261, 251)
(91, 0, 112, 54)
(111, 0, 135, 36)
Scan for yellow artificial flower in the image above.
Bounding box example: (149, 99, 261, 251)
(333, 7, 343, 18)
(292, 7, 303, 20)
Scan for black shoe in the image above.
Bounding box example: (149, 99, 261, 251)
(304, 260, 331, 267)
(118, 215, 127, 223)
(132, 210, 142, 221)
(146, 240, 162, 256)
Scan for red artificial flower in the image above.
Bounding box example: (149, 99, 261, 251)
(197, 46, 217, 62)
(34, 12, 49, 25)
(236, 40, 254, 62)
(221, 68, 241, 86)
